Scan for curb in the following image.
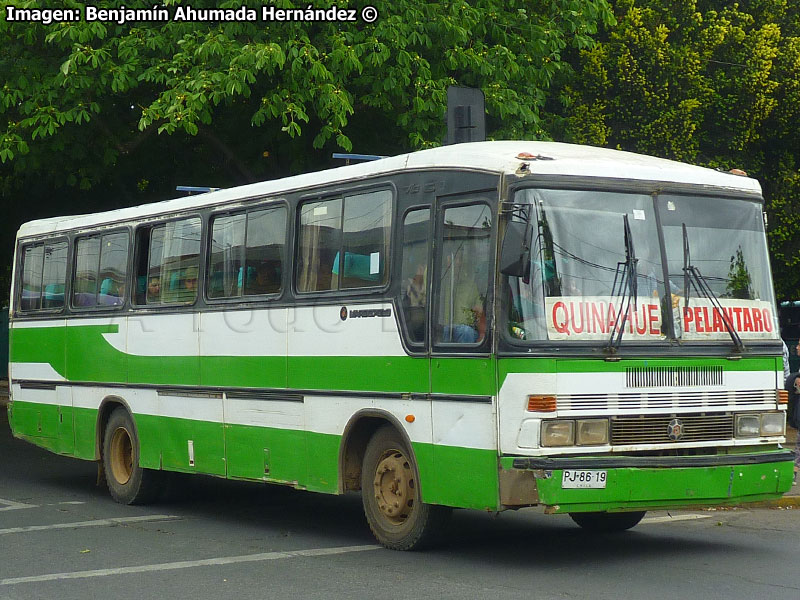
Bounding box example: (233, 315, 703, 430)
(741, 493, 800, 509)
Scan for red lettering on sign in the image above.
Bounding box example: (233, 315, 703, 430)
(732, 307, 743, 330)
(648, 304, 660, 334)
(742, 308, 754, 332)
(694, 307, 704, 332)
(711, 307, 724, 333)
(762, 308, 773, 332)
(752, 308, 763, 332)
(570, 302, 585, 334)
(683, 307, 694, 329)
(553, 301, 569, 334)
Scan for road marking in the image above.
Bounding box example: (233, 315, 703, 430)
(0, 498, 38, 512)
(0, 514, 181, 535)
(641, 513, 712, 524)
(0, 544, 382, 586)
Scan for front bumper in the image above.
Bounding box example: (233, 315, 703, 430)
(499, 450, 795, 513)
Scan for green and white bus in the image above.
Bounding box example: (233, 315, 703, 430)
(8, 141, 794, 550)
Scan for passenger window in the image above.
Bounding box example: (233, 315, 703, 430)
(19, 241, 68, 312)
(435, 203, 492, 345)
(208, 206, 286, 299)
(72, 232, 128, 308)
(41, 242, 68, 309)
(297, 190, 392, 292)
(297, 198, 342, 293)
(208, 213, 246, 298)
(20, 245, 44, 311)
(399, 209, 430, 344)
(149, 218, 202, 305)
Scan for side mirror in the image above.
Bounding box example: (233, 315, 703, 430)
(500, 220, 530, 278)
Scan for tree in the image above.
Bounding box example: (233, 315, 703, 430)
(0, 0, 614, 303)
(561, 0, 800, 299)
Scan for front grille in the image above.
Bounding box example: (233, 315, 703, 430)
(625, 366, 723, 388)
(559, 389, 776, 412)
(610, 413, 734, 445)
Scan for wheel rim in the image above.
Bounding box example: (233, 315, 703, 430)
(109, 426, 133, 485)
(372, 449, 415, 525)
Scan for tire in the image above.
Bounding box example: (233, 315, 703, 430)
(102, 407, 160, 505)
(361, 425, 451, 550)
(569, 510, 646, 532)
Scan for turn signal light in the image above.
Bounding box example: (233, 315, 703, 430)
(527, 395, 557, 412)
(777, 390, 788, 405)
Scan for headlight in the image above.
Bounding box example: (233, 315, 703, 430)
(541, 420, 574, 447)
(735, 414, 761, 438)
(760, 412, 785, 436)
(576, 419, 609, 446)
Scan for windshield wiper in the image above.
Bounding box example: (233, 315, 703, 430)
(606, 214, 638, 355)
(682, 223, 745, 352)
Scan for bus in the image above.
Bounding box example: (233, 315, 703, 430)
(7, 141, 794, 550)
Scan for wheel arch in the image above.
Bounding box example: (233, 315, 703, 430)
(338, 409, 418, 495)
(95, 395, 135, 461)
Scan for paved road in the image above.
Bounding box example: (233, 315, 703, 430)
(1, 407, 799, 600)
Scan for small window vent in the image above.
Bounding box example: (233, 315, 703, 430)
(625, 366, 723, 388)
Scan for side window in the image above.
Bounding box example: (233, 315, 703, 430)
(208, 213, 246, 298)
(19, 241, 67, 312)
(208, 206, 286, 299)
(20, 245, 44, 311)
(138, 218, 202, 305)
(297, 198, 342, 293)
(435, 203, 492, 345)
(399, 209, 431, 345)
(72, 232, 128, 308)
(297, 189, 392, 293)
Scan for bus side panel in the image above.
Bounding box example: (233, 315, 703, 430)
(149, 398, 226, 476)
(428, 357, 499, 511)
(127, 313, 200, 385)
(224, 395, 309, 487)
(65, 318, 127, 383)
(8, 321, 74, 455)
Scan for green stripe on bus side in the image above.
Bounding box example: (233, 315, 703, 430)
(11, 325, 780, 394)
(10, 325, 67, 375)
(11, 325, 430, 392)
(12, 400, 500, 510)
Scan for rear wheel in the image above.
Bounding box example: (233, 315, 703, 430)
(103, 407, 160, 504)
(569, 510, 646, 532)
(361, 426, 450, 550)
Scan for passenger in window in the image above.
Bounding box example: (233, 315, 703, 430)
(440, 246, 485, 343)
(183, 267, 199, 296)
(249, 262, 280, 295)
(147, 277, 161, 303)
(405, 264, 426, 307)
(110, 282, 125, 305)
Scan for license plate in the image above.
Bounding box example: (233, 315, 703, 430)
(562, 470, 607, 489)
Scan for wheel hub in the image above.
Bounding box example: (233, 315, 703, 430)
(373, 450, 415, 525)
(109, 426, 133, 485)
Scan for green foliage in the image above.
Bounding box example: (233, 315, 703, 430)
(1, 0, 613, 168)
(0, 0, 614, 305)
(726, 246, 753, 300)
(562, 0, 800, 300)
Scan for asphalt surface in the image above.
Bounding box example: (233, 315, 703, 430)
(1, 397, 799, 600)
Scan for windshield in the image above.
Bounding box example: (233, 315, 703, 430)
(503, 188, 779, 345)
(659, 194, 778, 341)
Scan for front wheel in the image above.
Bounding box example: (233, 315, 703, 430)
(102, 407, 160, 505)
(361, 426, 450, 550)
(569, 510, 646, 532)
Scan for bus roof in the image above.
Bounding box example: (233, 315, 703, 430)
(17, 141, 762, 238)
